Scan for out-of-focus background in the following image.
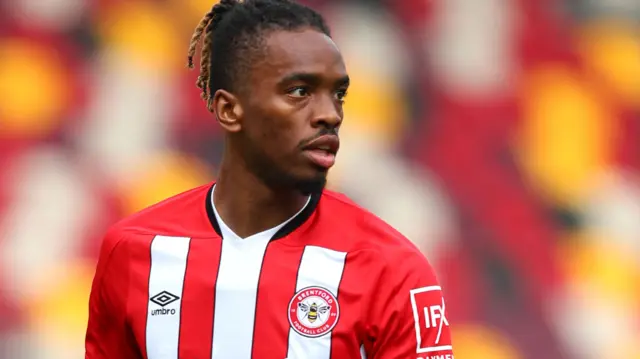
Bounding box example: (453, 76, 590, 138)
(0, 0, 639, 358)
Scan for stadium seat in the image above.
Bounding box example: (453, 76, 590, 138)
(341, 63, 408, 144)
(120, 151, 213, 214)
(450, 324, 522, 359)
(0, 38, 70, 138)
(25, 261, 95, 354)
(559, 233, 639, 307)
(518, 65, 616, 206)
(99, 1, 182, 72)
(578, 20, 640, 107)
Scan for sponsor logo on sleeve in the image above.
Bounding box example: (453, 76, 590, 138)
(410, 286, 453, 356)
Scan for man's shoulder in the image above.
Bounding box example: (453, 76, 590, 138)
(320, 190, 425, 262)
(109, 182, 215, 241)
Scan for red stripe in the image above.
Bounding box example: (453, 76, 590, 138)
(251, 242, 306, 359)
(126, 234, 155, 359)
(178, 237, 222, 358)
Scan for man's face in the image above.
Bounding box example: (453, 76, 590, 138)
(238, 28, 349, 194)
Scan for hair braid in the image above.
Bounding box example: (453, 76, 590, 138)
(186, 11, 213, 70)
(187, 0, 238, 112)
(199, 29, 214, 110)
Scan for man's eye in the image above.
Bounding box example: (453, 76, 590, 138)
(289, 87, 309, 97)
(335, 90, 348, 103)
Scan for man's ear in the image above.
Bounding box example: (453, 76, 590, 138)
(212, 89, 243, 133)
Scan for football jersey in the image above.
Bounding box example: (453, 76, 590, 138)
(85, 183, 454, 359)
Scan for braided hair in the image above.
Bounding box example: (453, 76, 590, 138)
(187, 0, 331, 112)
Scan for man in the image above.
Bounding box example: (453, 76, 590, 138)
(85, 0, 454, 358)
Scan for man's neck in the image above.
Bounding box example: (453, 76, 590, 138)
(213, 162, 309, 239)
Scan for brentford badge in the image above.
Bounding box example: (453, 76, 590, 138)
(288, 286, 340, 338)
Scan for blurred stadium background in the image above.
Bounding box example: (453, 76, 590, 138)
(0, 0, 639, 358)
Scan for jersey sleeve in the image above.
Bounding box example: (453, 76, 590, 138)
(85, 228, 139, 359)
(366, 249, 454, 359)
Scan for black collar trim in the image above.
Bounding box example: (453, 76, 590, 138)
(205, 184, 321, 240)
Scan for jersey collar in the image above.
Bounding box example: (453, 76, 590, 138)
(204, 183, 321, 240)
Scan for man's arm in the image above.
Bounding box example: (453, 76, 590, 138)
(366, 249, 454, 359)
(85, 228, 140, 359)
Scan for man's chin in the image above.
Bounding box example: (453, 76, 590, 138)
(256, 162, 327, 195)
(294, 175, 327, 196)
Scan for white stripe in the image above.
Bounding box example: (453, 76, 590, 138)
(146, 235, 191, 359)
(287, 246, 347, 359)
(211, 234, 271, 359)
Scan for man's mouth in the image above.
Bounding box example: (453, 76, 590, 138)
(302, 135, 339, 169)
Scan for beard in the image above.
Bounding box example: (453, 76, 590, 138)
(290, 174, 327, 196)
(244, 144, 328, 196)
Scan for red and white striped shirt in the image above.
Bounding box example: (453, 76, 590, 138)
(85, 183, 454, 359)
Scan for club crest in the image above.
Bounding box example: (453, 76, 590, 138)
(288, 286, 340, 338)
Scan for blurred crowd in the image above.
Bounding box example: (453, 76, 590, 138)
(1, 0, 639, 358)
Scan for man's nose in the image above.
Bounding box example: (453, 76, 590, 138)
(311, 93, 342, 128)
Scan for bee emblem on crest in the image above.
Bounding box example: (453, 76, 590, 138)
(298, 302, 331, 323)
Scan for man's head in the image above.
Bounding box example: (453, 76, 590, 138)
(187, 0, 349, 195)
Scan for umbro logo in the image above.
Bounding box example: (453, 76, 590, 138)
(150, 291, 180, 307)
(149, 291, 180, 316)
